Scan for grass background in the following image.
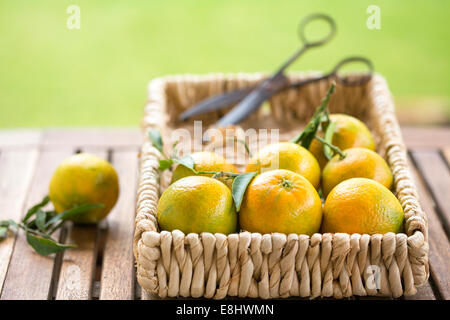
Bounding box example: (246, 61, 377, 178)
(0, 0, 449, 128)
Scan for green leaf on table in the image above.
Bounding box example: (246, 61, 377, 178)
(45, 203, 104, 227)
(148, 129, 163, 153)
(232, 172, 257, 212)
(323, 121, 337, 160)
(0, 226, 8, 240)
(35, 209, 47, 232)
(26, 233, 75, 256)
(22, 195, 50, 223)
(159, 159, 174, 171)
(1, 219, 18, 229)
(0, 220, 11, 227)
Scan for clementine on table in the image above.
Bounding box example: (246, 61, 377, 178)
(245, 142, 320, 189)
(157, 176, 237, 234)
(239, 169, 322, 235)
(49, 153, 119, 224)
(322, 178, 404, 234)
(171, 151, 238, 188)
(308, 114, 376, 169)
(321, 147, 393, 196)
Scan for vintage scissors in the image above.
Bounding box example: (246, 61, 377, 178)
(180, 14, 373, 125)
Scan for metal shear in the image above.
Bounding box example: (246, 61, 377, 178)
(179, 14, 373, 126)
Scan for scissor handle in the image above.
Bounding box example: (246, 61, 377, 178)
(298, 13, 337, 48)
(331, 56, 374, 85)
(274, 14, 336, 76)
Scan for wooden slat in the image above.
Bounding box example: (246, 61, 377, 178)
(405, 281, 436, 300)
(1, 149, 74, 300)
(407, 155, 450, 300)
(1, 126, 447, 150)
(42, 129, 142, 149)
(0, 127, 447, 301)
(55, 225, 98, 300)
(55, 149, 108, 300)
(0, 130, 42, 148)
(443, 148, 450, 166)
(402, 126, 450, 148)
(99, 150, 139, 300)
(0, 149, 39, 293)
(411, 150, 450, 235)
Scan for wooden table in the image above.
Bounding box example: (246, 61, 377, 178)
(0, 127, 448, 300)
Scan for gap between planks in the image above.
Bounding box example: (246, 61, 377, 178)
(410, 149, 450, 237)
(406, 152, 450, 300)
(98, 150, 139, 300)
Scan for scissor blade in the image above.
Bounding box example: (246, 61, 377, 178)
(215, 75, 289, 127)
(214, 86, 276, 127)
(179, 87, 254, 121)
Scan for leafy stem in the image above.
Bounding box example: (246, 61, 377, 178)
(148, 130, 257, 212)
(322, 120, 337, 160)
(314, 135, 346, 159)
(290, 82, 336, 148)
(235, 138, 253, 157)
(0, 196, 104, 256)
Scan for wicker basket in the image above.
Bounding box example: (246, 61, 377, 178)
(133, 72, 429, 299)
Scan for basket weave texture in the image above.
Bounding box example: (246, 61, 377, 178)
(133, 73, 429, 299)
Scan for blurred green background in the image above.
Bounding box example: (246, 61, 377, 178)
(0, 0, 449, 128)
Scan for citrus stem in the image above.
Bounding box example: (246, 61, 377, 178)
(314, 136, 346, 159)
(280, 178, 293, 190)
(235, 138, 253, 157)
(18, 223, 53, 239)
(196, 170, 241, 180)
(290, 82, 336, 147)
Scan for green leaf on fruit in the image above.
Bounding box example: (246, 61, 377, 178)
(323, 121, 337, 160)
(159, 159, 174, 171)
(159, 154, 195, 172)
(232, 172, 257, 212)
(290, 82, 335, 148)
(174, 155, 195, 171)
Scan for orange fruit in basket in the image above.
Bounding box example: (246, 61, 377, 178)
(322, 178, 404, 234)
(171, 151, 238, 188)
(239, 169, 322, 235)
(157, 176, 237, 234)
(245, 142, 320, 189)
(321, 148, 393, 197)
(308, 114, 376, 169)
(49, 153, 119, 224)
